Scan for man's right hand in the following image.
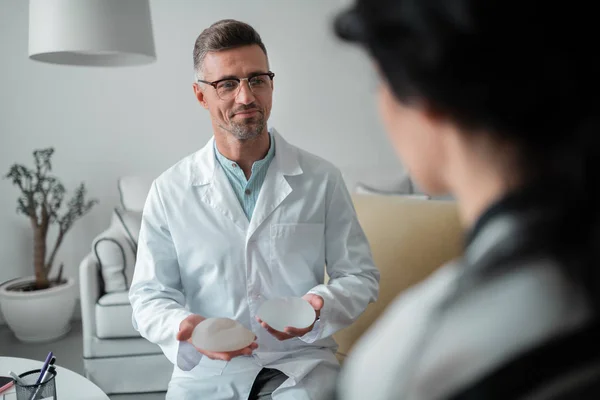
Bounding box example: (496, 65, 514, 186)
(176, 314, 258, 361)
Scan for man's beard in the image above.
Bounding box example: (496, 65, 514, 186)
(229, 114, 265, 140)
(221, 104, 266, 140)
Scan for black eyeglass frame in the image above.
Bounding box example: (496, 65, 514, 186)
(197, 71, 275, 94)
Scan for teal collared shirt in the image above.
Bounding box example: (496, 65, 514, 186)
(214, 133, 275, 220)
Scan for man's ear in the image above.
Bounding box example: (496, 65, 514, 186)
(193, 83, 209, 110)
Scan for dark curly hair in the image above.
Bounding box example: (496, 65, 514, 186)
(335, 0, 600, 307)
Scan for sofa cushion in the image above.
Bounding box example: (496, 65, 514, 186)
(96, 291, 139, 339)
(340, 166, 423, 194)
(88, 336, 163, 358)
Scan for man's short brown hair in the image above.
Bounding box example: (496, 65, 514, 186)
(193, 19, 268, 77)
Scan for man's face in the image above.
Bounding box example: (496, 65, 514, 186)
(193, 45, 273, 141)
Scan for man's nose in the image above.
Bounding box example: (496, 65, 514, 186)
(235, 81, 256, 105)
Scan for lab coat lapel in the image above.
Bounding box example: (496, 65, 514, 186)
(248, 130, 302, 239)
(190, 137, 249, 232)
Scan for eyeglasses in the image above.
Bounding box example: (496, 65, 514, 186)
(197, 71, 275, 101)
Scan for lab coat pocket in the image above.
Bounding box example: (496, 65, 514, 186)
(270, 223, 325, 291)
(192, 356, 228, 377)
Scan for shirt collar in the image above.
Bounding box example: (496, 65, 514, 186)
(213, 130, 275, 172)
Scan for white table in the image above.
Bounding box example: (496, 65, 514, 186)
(0, 357, 109, 400)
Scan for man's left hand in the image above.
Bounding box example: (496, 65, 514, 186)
(257, 294, 324, 341)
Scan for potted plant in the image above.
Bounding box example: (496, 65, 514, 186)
(0, 148, 97, 342)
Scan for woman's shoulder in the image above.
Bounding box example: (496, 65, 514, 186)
(412, 256, 591, 399)
(336, 261, 463, 400)
(337, 256, 591, 400)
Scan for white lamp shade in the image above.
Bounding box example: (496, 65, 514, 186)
(29, 0, 156, 66)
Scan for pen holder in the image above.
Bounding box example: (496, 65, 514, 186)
(14, 369, 57, 400)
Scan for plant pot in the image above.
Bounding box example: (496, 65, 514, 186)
(0, 276, 77, 343)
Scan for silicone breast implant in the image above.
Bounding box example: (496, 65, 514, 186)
(191, 317, 255, 352)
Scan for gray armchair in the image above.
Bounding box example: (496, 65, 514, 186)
(79, 176, 172, 395)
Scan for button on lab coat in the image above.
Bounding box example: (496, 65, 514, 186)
(129, 129, 380, 399)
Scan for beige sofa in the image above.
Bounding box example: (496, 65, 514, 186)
(333, 194, 464, 361)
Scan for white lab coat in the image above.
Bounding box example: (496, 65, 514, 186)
(129, 129, 380, 399)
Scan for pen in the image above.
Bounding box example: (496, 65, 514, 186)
(39, 357, 55, 383)
(42, 366, 56, 384)
(30, 366, 56, 400)
(0, 378, 14, 395)
(35, 352, 53, 385)
(30, 357, 56, 400)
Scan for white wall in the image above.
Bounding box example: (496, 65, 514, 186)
(0, 0, 403, 322)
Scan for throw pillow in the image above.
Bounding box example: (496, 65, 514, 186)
(354, 182, 430, 199)
(92, 209, 140, 293)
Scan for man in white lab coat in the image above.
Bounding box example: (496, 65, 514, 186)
(129, 19, 380, 400)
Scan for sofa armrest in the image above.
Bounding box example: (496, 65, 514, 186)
(80, 252, 101, 357)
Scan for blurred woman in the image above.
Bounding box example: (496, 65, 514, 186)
(333, 0, 599, 398)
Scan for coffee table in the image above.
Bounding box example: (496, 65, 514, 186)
(0, 357, 109, 399)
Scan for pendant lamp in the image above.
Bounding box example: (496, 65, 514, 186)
(29, 0, 156, 66)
